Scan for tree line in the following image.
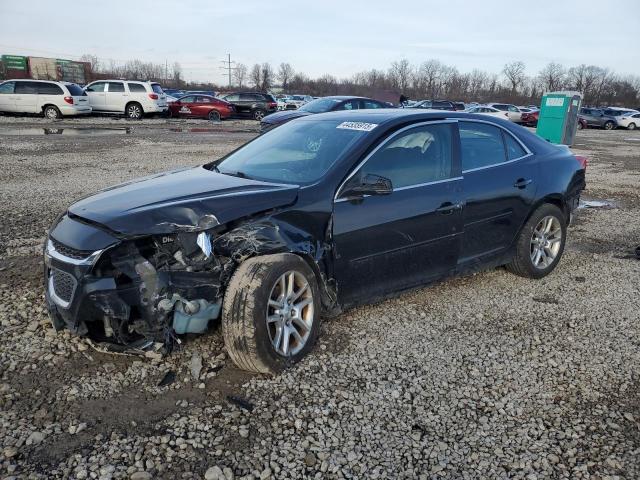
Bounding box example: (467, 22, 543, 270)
(82, 54, 640, 107)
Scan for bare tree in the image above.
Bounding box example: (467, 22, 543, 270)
(277, 62, 295, 91)
(538, 62, 566, 92)
(234, 63, 247, 88)
(388, 59, 412, 92)
(80, 54, 100, 73)
(503, 61, 526, 94)
(417, 60, 444, 99)
(172, 62, 182, 87)
(260, 63, 274, 91)
(250, 64, 262, 89)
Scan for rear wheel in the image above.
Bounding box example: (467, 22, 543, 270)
(208, 110, 221, 122)
(125, 102, 143, 119)
(253, 109, 266, 121)
(627, 123, 636, 130)
(43, 105, 61, 120)
(604, 121, 615, 130)
(222, 253, 320, 374)
(506, 204, 566, 279)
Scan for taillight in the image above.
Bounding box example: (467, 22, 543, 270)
(268, 102, 277, 108)
(575, 155, 588, 170)
(64, 96, 74, 105)
(148, 93, 159, 100)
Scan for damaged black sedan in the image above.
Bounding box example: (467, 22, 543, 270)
(44, 110, 586, 373)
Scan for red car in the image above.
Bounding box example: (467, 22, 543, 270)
(520, 110, 539, 127)
(168, 95, 233, 121)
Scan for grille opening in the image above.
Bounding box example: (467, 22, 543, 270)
(51, 239, 92, 260)
(51, 269, 76, 303)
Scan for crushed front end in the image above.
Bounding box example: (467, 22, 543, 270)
(44, 214, 226, 351)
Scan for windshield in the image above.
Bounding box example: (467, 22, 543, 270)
(213, 119, 371, 184)
(299, 97, 342, 113)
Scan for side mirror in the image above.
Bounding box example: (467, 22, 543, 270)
(340, 173, 393, 199)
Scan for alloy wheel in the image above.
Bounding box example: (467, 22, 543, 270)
(530, 216, 562, 269)
(45, 107, 59, 119)
(128, 105, 142, 119)
(628, 123, 636, 130)
(254, 110, 265, 121)
(266, 270, 314, 357)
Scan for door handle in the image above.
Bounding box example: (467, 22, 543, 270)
(436, 202, 463, 215)
(514, 178, 532, 189)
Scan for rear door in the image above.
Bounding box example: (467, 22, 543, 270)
(14, 81, 39, 113)
(105, 81, 126, 112)
(36, 82, 64, 109)
(85, 82, 107, 110)
(458, 120, 537, 264)
(333, 121, 463, 305)
(0, 81, 16, 112)
(192, 96, 213, 117)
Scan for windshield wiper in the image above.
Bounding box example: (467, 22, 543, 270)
(217, 169, 252, 179)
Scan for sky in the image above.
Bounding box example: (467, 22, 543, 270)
(1, 0, 639, 84)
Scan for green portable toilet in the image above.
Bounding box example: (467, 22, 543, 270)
(536, 91, 582, 146)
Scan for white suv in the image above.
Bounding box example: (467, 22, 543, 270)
(84, 80, 168, 118)
(0, 79, 91, 119)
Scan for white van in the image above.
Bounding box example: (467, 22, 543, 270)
(0, 80, 91, 119)
(84, 80, 168, 118)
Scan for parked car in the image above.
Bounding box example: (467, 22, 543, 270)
(578, 108, 618, 130)
(576, 118, 588, 130)
(452, 102, 466, 111)
(259, 96, 387, 132)
(409, 100, 456, 111)
(217, 92, 277, 121)
(465, 105, 510, 119)
(165, 95, 178, 104)
(486, 103, 522, 122)
(276, 95, 291, 110)
(520, 110, 539, 127)
(44, 109, 586, 373)
(285, 95, 313, 109)
(84, 80, 168, 119)
(0, 79, 91, 118)
(184, 90, 217, 97)
(167, 95, 234, 121)
(616, 112, 640, 130)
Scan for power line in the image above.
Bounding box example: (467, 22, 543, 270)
(219, 53, 236, 88)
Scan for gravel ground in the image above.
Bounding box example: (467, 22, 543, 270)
(0, 116, 638, 480)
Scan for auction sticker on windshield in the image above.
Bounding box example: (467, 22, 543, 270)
(336, 122, 378, 131)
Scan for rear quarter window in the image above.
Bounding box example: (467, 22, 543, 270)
(127, 83, 146, 93)
(151, 84, 163, 94)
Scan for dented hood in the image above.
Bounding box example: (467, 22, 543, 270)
(68, 166, 299, 235)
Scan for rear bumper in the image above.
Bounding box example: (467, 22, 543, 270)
(144, 103, 169, 113)
(60, 105, 92, 116)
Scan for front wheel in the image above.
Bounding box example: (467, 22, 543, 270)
(125, 102, 143, 119)
(506, 204, 566, 279)
(222, 254, 321, 374)
(604, 121, 615, 130)
(627, 123, 636, 130)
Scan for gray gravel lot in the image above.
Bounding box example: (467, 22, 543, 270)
(0, 115, 638, 480)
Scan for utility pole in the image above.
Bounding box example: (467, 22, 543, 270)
(165, 60, 168, 85)
(219, 54, 235, 88)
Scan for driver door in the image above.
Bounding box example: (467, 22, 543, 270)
(332, 121, 463, 306)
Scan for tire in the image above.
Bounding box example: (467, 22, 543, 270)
(604, 121, 615, 130)
(577, 122, 584, 130)
(252, 109, 266, 121)
(208, 110, 221, 122)
(506, 203, 567, 279)
(627, 123, 636, 130)
(222, 253, 321, 374)
(43, 105, 61, 120)
(125, 102, 143, 119)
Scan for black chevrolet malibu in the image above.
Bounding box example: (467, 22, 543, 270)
(44, 110, 586, 373)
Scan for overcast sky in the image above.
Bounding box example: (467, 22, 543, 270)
(1, 0, 638, 83)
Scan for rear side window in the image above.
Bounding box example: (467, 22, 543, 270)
(459, 122, 507, 171)
(360, 123, 454, 188)
(151, 84, 163, 94)
(65, 84, 86, 96)
(503, 132, 527, 160)
(0, 82, 15, 94)
(362, 100, 382, 109)
(107, 82, 124, 93)
(179, 96, 195, 103)
(37, 83, 63, 95)
(86, 82, 106, 92)
(14, 81, 38, 94)
(128, 83, 146, 93)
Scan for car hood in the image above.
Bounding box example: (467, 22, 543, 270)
(68, 166, 299, 236)
(262, 109, 312, 125)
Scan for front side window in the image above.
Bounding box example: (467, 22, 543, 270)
(0, 81, 15, 94)
(86, 82, 106, 92)
(178, 96, 195, 103)
(359, 123, 453, 188)
(215, 119, 368, 184)
(127, 83, 146, 93)
(107, 82, 124, 93)
(459, 122, 507, 171)
(37, 83, 64, 95)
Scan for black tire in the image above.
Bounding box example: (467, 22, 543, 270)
(43, 105, 61, 120)
(577, 122, 584, 130)
(222, 253, 321, 374)
(208, 110, 221, 122)
(506, 203, 567, 279)
(125, 102, 143, 119)
(604, 121, 615, 130)
(252, 109, 266, 121)
(627, 123, 636, 130)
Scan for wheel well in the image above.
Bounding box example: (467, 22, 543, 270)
(41, 104, 60, 112)
(510, 196, 567, 251)
(125, 101, 143, 111)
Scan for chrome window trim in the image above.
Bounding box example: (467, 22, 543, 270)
(457, 118, 533, 173)
(46, 239, 103, 266)
(333, 119, 459, 201)
(334, 176, 463, 203)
